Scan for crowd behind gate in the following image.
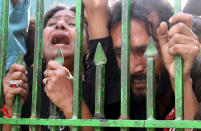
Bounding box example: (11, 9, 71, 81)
(1, 0, 201, 131)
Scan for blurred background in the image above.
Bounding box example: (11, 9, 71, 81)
(30, 0, 188, 17)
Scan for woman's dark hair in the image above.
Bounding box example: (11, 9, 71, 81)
(109, 0, 174, 41)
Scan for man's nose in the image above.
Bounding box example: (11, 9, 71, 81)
(55, 20, 67, 30)
(130, 54, 146, 74)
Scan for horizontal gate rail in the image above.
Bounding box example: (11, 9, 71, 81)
(0, 118, 201, 128)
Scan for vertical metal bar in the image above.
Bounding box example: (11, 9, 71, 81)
(94, 43, 107, 131)
(0, 0, 9, 130)
(31, 0, 44, 130)
(173, 0, 184, 121)
(144, 37, 158, 131)
(49, 48, 64, 131)
(12, 53, 23, 131)
(173, 0, 184, 131)
(121, 0, 130, 131)
(72, 0, 84, 130)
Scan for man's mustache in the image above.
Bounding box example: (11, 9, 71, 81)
(131, 73, 146, 84)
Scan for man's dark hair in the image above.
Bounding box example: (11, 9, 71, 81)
(109, 0, 174, 41)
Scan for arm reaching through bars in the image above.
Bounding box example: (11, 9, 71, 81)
(44, 61, 93, 131)
(157, 13, 200, 120)
(83, 0, 110, 39)
(2, 64, 29, 131)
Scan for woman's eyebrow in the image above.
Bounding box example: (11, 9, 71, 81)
(52, 14, 75, 19)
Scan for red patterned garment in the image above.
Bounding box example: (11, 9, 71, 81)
(164, 107, 175, 131)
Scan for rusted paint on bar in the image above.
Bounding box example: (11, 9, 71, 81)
(31, 0, 44, 130)
(72, 0, 84, 130)
(120, 0, 130, 130)
(94, 43, 107, 131)
(146, 57, 155, 120)
(0, 0, 9, 130)
(144, 37, 158, 131)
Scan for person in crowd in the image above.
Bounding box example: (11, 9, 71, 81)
(2, 5, 93, 131)
(83, 0, 201, 130)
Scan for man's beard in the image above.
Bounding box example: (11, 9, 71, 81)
(130, 72, 160, 96)
(130, 69, 170, 100)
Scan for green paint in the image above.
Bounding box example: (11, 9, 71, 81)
(49, 48, 64, 131)
(0, 0, 190, 130)
(31, 0, 44, 130)
(94, 43, 107, 65)
(72, 0, 84, 130)
(144, 37, 158, 59)
(0, 118, 201, 129)
(55, 48, 64, 65)
(12, 53, 24, 131)
(144, 37, 158, 131)
(173, 1, 184, 130)
(94, 43, 107, 131)
(121, 0, 130, 130)
(0, 0, 9, 130)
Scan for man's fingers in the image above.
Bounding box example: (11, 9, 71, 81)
(169, 13, 193, 29)
(157, 22, 168, 46)
(168, 33, 199, 48)
(168, 44, 199, 57)
(8, 64, 27, 75)
(168, 22, 198, 40)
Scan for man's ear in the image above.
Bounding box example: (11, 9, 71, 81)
(11, 0, 19, 7)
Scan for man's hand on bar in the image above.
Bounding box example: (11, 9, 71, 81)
(157, 13, 200, 82)
(157, 13, 200, 120)
(82, 0, 110, 39)
(3, 63, 29, 116)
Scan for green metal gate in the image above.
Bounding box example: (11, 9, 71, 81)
(0, 0, 201, 131)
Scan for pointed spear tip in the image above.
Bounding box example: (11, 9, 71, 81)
(144, 37, 158, 58)
(94, 42, 107, 65)
(16, 52, 24, 65)
(55, 48, 64, 65)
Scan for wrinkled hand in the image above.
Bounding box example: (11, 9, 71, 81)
(157, 13, 200, 81)
(3, 64, 29, 113)
(44, 60, 73, 112)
